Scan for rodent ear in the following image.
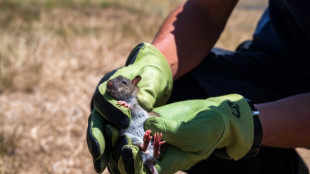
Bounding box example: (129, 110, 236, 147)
(132, 75, 142, 86)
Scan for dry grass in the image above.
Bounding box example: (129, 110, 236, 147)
(0, 0, 309, 173)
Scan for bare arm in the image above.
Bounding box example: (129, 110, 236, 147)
(151, 0, 310, 148)
(256, 92, 310, 148)
(152, 0, 238, 79)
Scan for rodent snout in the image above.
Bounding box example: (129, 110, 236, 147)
(107, 81, 113, 88)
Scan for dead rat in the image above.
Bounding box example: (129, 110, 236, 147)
(106, 75, 165, 174)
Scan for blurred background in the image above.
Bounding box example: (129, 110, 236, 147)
(0, 0, 309, 173)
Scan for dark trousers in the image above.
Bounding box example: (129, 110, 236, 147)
(167, 41, 310, 174)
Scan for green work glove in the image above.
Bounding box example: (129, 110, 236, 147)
(116, 94, 262, 174)
(86, 109, 113, 173)
(86, 43, 173, 173)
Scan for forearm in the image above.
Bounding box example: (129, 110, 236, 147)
(256, 92, 310, 148)
(152, 0, 238, 79)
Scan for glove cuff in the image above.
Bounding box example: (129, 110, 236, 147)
(243, 99, 263, 158)
(214, 98, 263, 159)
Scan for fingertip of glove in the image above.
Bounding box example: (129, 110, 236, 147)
(93, 158, 106, 174)
(121, 146, 136, 174)
(86, 115, 102, 160)
(113, 136, 130, 162)
(93, 147, 110, 174)
(136, 93, 154, 112)
(105, 124, 119, 147)
(144, 116, 163, 130)
(91, 68, 121, 111)
(145, 116, 159, 122)
(86, 135, 101, 160)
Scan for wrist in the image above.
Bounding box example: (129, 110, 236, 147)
(152, 41, 179, 79)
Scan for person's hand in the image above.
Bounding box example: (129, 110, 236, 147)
(93, 42, 173, 129)
(115, 94, 262, 174)
(86, 43, 173, 173)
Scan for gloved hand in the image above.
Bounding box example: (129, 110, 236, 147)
(86, 43, 173, 173)
(93, 42, 173, 128)
(115, 94, 262, 174)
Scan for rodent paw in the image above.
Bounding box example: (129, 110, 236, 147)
(140, 130, 152, 152)
(153, 132, 165, 159)
(117, 101, 130, 108)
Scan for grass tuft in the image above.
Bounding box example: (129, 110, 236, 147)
(0, 125, 21, 174)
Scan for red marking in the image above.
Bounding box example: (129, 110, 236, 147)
(153, 132, 165, 159)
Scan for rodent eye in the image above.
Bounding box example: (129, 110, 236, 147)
(122, 80, 127, 85)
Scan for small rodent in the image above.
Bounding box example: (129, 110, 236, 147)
(106, 75, 165, 174)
